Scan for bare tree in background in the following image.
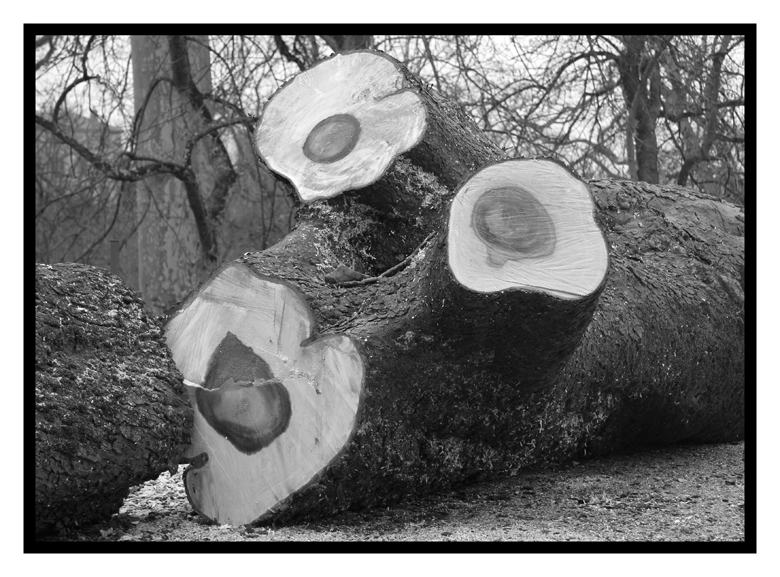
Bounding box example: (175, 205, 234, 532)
(34, 33, 379, 311)
(661, 35, 744, 192)
(35, 35, 297, 313)
(35, 116, 133, 269)
(35, 36, 141, 279)
(377, 35, 745, 203)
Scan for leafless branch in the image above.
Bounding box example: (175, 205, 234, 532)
(273, 35, 306, 71)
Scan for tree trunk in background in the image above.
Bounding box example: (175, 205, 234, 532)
(163, 51, 744, 526)
(131, 35, 218, 315)
(35, 264, 192, 536)
(619, 36, 662, 185)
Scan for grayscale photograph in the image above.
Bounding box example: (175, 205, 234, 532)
(31, 31, 750, 550)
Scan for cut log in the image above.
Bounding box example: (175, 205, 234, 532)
(165, 172, 743, 526)
(419, 157, 610, 389)
(164, 50, 744, 526)
(254, 50, 504, 203)
(35, 263, 192, 535)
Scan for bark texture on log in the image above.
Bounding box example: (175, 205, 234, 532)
(35, 263, 192, 535)
(166, 176, 743, 525)
(165, 50, 744, 526)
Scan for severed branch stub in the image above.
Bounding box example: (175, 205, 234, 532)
(255, 51, 427, 203)
(448, 158, 609, 300)
(254, 49, 504, 205)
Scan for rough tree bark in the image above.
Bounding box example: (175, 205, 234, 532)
(35, 263, 192, 535)
(164, 51, 744, 526)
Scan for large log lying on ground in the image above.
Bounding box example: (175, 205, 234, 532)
(164, 50, 744, 526)
(35, 263, 192, 535)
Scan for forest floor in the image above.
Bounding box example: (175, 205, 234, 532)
(38, 440, 746, 545)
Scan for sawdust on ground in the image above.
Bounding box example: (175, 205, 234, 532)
(39, 440, 745, 544)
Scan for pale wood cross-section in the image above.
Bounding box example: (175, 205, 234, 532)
(448, 158, 609, 300)
(254, 51, 427, 203)
(164, 263, 364, 525)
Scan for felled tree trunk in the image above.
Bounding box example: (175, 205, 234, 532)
(164, 50, 744, 526)
(35, 263, 192, 535)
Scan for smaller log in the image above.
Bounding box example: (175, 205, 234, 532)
(254, 50, 503, 204)
(35, 263, 192, 535)
(420, 157, 610, 388)
(255, 51, 425, 203)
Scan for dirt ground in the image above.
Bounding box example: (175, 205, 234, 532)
(36, 439, 747, 546)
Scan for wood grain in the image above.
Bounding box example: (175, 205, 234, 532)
(448, 159, 609, 299)
(165, 263, 364, 525)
